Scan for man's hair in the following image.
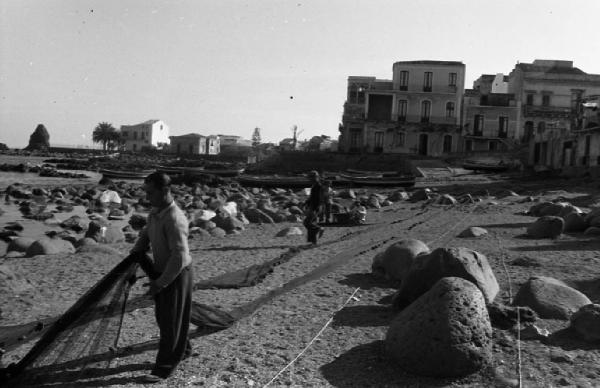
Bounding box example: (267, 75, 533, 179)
(144, 171, 171, 189)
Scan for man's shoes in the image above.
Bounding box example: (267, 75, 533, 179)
(140, 374, 164, 384)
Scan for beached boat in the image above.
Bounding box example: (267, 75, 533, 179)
(237, 175, 313, 189)
(344, 174, 416, 188)
(156, 165, 187, 176)
(462, 160, 509, 173)
(345, 169, 401, 177)
(184, 167, 245, 178)
(99, 168, 155, 180)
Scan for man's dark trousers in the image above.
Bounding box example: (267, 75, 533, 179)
(152, 266, 193, 378)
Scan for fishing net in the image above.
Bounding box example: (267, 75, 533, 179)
(0, 254, 139, 386)
(0, 247, 304, 386)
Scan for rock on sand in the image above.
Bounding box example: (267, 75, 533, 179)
(385, 277, 492, 377)
(371, 239, 430, 282)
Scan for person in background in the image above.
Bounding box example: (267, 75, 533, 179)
(320, 180, 333, 223)
(303, 170, 324, 244)
(130, 172, 193, 383)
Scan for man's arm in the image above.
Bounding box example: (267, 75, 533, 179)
(153, 213, 191, 289)
(130, 226, 150, 254)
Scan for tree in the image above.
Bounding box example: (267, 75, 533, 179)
(252, 127, 261, 147)
(93, 122, 119, 152)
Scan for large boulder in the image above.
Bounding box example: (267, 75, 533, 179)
(487, 302, 537, 329)
(563, 213, 588, 233)
(526, 216, 564, 238)
(385, 277, 492, 377)
(7, 237, 36, 253)
(458, 226, 488, 238)
(276, 226, 303, 237)
(25, 237, 75, 256)
(393, 247, 499, 309)
(60, 215, 88, 233)
(212, 212, 245, 233)
(243, 208, 275, 223)
(570, 304, 600, 341)
(513, 276, 592, 320)
(25, 124, 50, 151)
(371, 239, 430, 282)
(410, 188, 432, 202)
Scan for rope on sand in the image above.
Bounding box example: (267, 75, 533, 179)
(262, 287, 361, 388)
(495, 233, 523, 388)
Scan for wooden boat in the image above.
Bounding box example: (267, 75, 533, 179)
(462, 160, 509, 173)
(237, 175, 313, 188)
(344, 175, 416, 188)
(345, 169, 401, 177)
(156, 165, 187, 175)
(184, 167, 245, 177)
(99, 168, 155, 180)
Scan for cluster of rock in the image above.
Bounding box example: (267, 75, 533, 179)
(0, 163, 88, 179)
(372, 236, 600, 378)
(525, 200, 600, 238)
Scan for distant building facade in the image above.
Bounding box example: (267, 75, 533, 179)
(462, 75, 519, 152)
(507, 60, 600, 169)
(169, 133, 220, 155)
(339, 60, 466, 156)
(120, 119, 170, 152)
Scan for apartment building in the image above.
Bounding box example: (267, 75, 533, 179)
(462, 75, 519, 152)
(507, 60, 600, 169)
(339, 60, 465, 156)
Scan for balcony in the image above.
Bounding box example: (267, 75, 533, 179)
(524, 105, 574, 118)
(423, 86, 432, 92)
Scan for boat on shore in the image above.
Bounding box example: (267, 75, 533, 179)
(99, 168, 155, 180)
(184, 167, 245, 178)
(462, 160, 509, 173)
(342, 175, 416, 188)
(345, 169, 402, 177)
(237, 175, 313, 188)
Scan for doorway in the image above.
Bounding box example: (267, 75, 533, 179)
(418, 134, 428, 155)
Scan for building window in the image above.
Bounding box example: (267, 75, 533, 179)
(498, 116, 508, 138)
(133, 143, 137, 151)
(399, 71, 409, 91)
(446, 102, 455, 118)
(473, 114, 484, 135)
(526, 94, 534, 106)
(537, 121, 546, 134)
(489, 141, 497, 151)
(421, 100, 431, 123)
(443, 135, 452, 153)
(141, 132, 145, 140)
(133, 132, 138, 140)
(357, 89, 365, 104)
(423, 72, 433, 92)
(448, 73, 457, 87)
(542, 94, 551, 106)
(122, 132, 128, 137)
(189, 144, 193, 154)
(160, 124, 163, 130)
(393, 131, 405, 147)
(398, 100, 407, 122)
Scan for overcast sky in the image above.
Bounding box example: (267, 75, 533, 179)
(1, 0, 598, 148)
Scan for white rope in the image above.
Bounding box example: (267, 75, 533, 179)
(496, 234, 522, 388)
(262, 287, 361, 388)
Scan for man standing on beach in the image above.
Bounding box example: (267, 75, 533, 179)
(303, 170, 324, 244)
(131, 172, 193, 383)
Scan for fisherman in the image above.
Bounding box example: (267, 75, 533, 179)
(303, 170, 324, 244)
(131, 172, 193, 383)
(319, 180, 333, 223)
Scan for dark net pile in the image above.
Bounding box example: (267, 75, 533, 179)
(1, 255, 139, 386)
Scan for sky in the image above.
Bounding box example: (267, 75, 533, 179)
(1, 0, 599, 148)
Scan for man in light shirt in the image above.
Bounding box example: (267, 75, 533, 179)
(131, 172, 193, 383)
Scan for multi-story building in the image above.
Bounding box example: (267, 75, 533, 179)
(462, 75, 519, 152)
(507, 60, 600, 169)
(120, 119, 170, 152)
(339, 60, 465, 156)
(169, 133, 220, 155)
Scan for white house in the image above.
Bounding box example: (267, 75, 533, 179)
(120, 119, 170, 152)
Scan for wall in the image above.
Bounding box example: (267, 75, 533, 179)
(150, 120, 170, 147)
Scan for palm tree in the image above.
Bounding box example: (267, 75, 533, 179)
(93, 122, 118, 152)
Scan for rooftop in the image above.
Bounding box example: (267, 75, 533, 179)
(393, 60, 464, 67)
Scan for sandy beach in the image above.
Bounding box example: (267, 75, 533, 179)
(1, 158, 600, 387)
